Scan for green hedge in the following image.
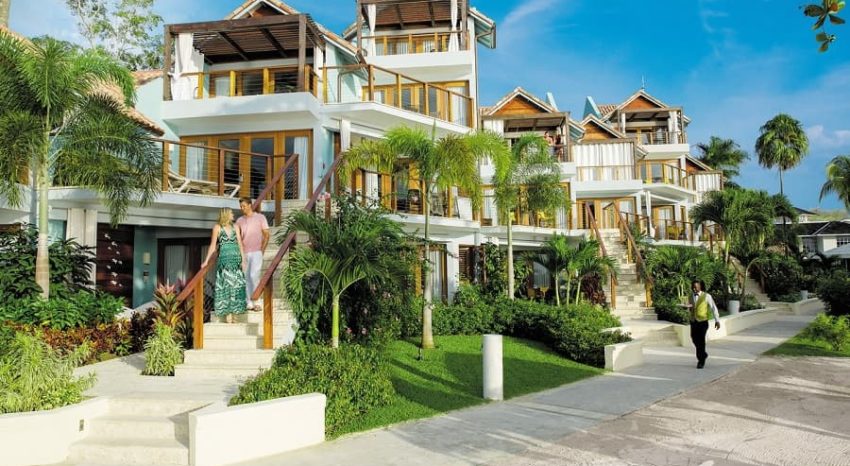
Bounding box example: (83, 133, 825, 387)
(816, 270, 850, 317)
(230, 344, 394, 436)
(431, 298, 629, 368)
(0, 290, 125, 330)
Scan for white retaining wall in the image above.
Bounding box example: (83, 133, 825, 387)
(0, 397, 109, 466)
(604, 340, 645, 371)
(189, 393, 326, 466)
(790, 298, 823, 316)
(674, 307, 784, 347)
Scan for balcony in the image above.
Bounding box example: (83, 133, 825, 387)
(637, 161, 696, 191)
(322, 64, 474, 127)
(363, 32, 467, 56)
(576, 165, 635, 182)
(628, 130, 687, 146)
(177, 65, 319, 100)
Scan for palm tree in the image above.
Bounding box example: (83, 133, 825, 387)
(536, 234, 571, 306)
(572, 238, 616, 305)
(0, 1, 10, 28)
(644, 245, 720, 302)
(755, 113, 809, 254)
(690, 189, 775, 265)
(491, 134, 568, 300)
(695, 136, 749, 184)
(820, 155, 850, 211)
(0, 31, 160, 298)
(341, 126, 506, 349)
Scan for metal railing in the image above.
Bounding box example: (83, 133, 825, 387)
(175, 65, 319, 100)
(637, 161, 695, 190)
(654, 218, 696, 242)
(351, 169, 476, 220)
(362, 32, 467, 56)
(629, 130, 687, 145)
(322, 64, 474, 127)
(156, 139, 300, 206)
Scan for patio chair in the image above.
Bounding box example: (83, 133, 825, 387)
(167, 169, 240, 198)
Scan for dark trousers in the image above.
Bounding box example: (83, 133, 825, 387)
(690, 320, 709, 363)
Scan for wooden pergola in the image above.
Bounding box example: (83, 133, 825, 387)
(355, 0, 470, 53)
(163, 15, 325, 100)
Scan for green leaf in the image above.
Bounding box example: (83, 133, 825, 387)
(829, 14, 846, 24)
(814, 15, 828, 29)
(816, 32, 830, 41)
(820, 40, 831, 52)
(803, 4, 826, 16)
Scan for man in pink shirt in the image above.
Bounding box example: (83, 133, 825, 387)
(236, 198, 269, 310)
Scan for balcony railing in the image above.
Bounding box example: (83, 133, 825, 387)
(627, 130, 687, 145)
(155, 139, 300, 215)
(576, 165, 635, 182)
(654, 219, 696, 242)
(175, 65, 319, 100)
(350, 169, 475, 220)
(480, 195, 569, 229)
(690, 170, 724, 193)
(363, 32, 467, 56)
(638, 162, 696, 190)
(322, 64, 474, 127)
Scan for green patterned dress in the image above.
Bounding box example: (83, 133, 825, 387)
(214, 226, 247, 317)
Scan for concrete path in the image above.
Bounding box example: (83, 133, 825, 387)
(236, 315, 815, 466)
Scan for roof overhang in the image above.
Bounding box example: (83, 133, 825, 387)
(168, 15, 325, 64)
(482, 112, 568, 133)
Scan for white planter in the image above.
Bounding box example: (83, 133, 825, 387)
(800, 290, 809, 300)
(728, 299, 741, 315)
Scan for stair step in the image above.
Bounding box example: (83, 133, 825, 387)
(174, 363, 269, 379)
(203, 323, 259, 337)
(108, 398, 210, 417)
(201, 336, 263, 350)
(183, 349, 275, 366)
(88, 415, 188, 441)
(68, 438, 188, 465)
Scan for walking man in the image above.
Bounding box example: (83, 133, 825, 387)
(236, 198, 269, 310)
(687, 280, 721, 369)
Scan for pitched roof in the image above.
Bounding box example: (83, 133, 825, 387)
(813, 221, 850, 235)
(597, 89, 691, 123)
(580, 114, 626, 139)
(132, 70, 162, 87)
(226, 0, 358, 56)
(597, 104, 618, 116)
(0, 26, 164, 136)
(482, 87, 557, 116)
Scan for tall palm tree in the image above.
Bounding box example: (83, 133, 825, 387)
(695, 136, 749, 184)
(491, 134, 568, 300)
(0, 30, 160, 298)
(755, 114, 809, 198)
(536, 234, 571, 306)
(341, 126, 506, 349)
(820, 155, 850, 211)
(755, 113, 809, 254)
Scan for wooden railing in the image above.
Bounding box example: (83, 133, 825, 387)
(363, 32, 466, 56)
(155, 138, 300, 203)
(350, 169, 477, 220)
(628, 130, 687, 145)
(637, 161, 696, 190)
(322, 64, 474, 127)
(175, 64, 319, 100)
(174, 153, 300, 350)
(615, 208, 650, 285)
(576, 164, 635, 182)
(584, 203, 616, 308)
(249, 155, 344, 348)
(654, 219, 696, 242)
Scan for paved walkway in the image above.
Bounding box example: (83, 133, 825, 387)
(236, 315, 816, 466)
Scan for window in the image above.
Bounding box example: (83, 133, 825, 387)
(802, 237, 817, 254)
(837, 236, 850, 247)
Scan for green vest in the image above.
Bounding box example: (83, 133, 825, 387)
(691, 292, 710, 322)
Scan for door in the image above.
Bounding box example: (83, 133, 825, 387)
(653, 206, 674, 240)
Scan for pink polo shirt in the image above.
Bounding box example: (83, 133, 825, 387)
(236, 213, 269, 253)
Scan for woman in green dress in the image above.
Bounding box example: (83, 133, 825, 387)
(201, 209, 248, 323)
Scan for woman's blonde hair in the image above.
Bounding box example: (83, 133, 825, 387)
(217, 208, 234, 226)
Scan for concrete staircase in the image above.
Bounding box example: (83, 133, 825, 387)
(596, 229, 657, 321)
(66, 397, 210, 465)
(174, 201, 307, 379)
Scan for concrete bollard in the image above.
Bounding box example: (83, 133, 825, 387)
(482, 334, 503, 401)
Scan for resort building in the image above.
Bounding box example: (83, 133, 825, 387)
(0, 0, 726, 343)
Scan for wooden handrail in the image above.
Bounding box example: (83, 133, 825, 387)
(615, 208, 651, 285)
(250, 154, 345, 303)
(585, 203, 616, 308)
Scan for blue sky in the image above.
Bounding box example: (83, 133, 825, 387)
(10, 0, 850, 211)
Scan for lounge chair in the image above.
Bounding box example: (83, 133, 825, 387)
(167, 170, 240, 198)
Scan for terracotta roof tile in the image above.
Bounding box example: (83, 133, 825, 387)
(597, 104, 618, 116)
(132, 70, 162, 87)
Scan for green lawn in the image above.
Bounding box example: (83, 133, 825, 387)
(337, 335, 603, 436)
(765, 335, 850, 357)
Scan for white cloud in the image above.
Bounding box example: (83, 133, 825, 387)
(807, 125, 850, 149)
(502, 0, 559, 29)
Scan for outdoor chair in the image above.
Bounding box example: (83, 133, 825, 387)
(167, 169, 241, 198)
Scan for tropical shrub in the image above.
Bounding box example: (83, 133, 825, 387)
(0, 226, 96, 301)
(645, 245, 732, 320)
(431, 298, 629, 367)
(230, 343, 394, 436)
(142, 323, 183, 376)
(801, 314, 850, 351)
(9, 321, 132, 365)
(751, 253, 803, 300)
(480, 241, 509, 298)
(284, 196, 419, 348)
(773, 291, 803, 303)
(129, 310, 157, 353)
(0, 290, 124, 330)
(0, 332, 95, 413)
(453, 283, 484, 307)
(816, 270, 850, 317)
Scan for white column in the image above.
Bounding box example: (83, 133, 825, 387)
(570, 190, 578, 230)
(635, 193, 642, 217)
(483, 334, 503, 400)
(619, 112, 626, 133)
(446, 242, 460, 303)
(644, 191, 653, 237)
